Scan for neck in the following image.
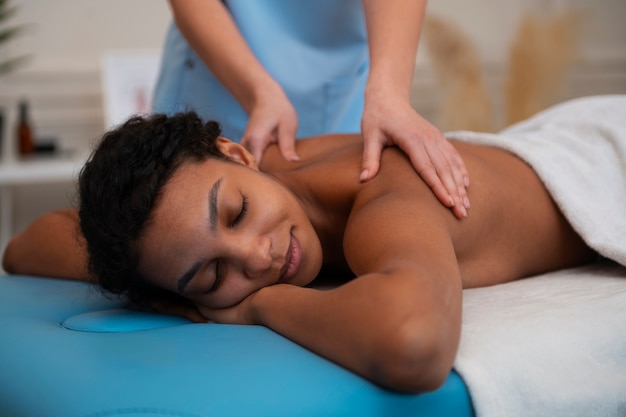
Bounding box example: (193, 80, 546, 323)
(259, 136, 365, 268)
(273, 170, 339, 258)
(268, 165, 359, 269)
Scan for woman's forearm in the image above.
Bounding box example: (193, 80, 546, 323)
(2, 209, 90, 281)
(168, 0, 282, 113)
(250, 270, 461, 392)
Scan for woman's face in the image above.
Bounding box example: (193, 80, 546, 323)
(137, 139, 323, 309)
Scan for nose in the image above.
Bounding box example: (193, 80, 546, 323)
(236, 233, 273, 279)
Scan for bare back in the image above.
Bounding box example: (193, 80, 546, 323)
(262, 135, 596, 288)
(444, 142, 595, 287)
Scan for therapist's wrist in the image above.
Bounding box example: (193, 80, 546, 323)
(242, 77, 287, 114)
(365, 76, 412, 105)
(364, 83, 412, 116)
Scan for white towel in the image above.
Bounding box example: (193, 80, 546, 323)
(446, 95, 626, 417)
(448, 95, 626, 265)
(457, 263, 626, 417)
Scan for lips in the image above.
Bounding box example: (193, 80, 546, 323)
(278, 230, 302, 283)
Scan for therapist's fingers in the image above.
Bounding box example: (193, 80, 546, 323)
(440, 138, 470, 203)
(405, 130, 472, 219)
(241, 121, 274, 163)
(276, 120, 300, 162)
(417, 140, 469, 219)
(241, 111, 299, 163)
(242, 137, 265, 164)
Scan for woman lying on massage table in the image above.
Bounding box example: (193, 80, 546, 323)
(3, 98, 603, 393)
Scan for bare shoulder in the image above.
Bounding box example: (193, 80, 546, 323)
(342, 149, 459, 278)
(260, 134, 362, 172)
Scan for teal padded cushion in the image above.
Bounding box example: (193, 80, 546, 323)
(0, 275, 474, 417)
(61, 309, 190, 332)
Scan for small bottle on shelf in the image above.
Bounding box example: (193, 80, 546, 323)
(17, 100, 34, 156)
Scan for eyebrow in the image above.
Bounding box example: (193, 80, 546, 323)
(209, 177, 223, 233)
(176, 177, 223, 294)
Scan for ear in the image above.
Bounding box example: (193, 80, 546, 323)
(215, 137, 259, 170)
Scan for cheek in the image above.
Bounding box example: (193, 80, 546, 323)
(193, 279, 258, 310)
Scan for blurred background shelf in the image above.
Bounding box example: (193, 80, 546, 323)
(0, 152, 88, 259)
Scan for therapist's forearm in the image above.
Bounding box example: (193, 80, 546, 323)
(168, 0, 281, 113)
(361, 0, 427, 98)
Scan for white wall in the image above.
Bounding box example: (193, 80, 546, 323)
(6, 0, 626, 72)
(0, 0, 625, 250)
(4, 0, 171, 72)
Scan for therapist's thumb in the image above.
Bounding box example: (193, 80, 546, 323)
(360, 137, 383, 181)
(277, 125, 300, 162)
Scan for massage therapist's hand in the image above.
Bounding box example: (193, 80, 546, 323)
(240, 83, 300, 164)
(169, 0, 300, 165)
(360, 94, 471, 219)
(360, 0, 470, 218)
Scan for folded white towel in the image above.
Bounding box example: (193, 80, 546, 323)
(446, 95, 626, 417)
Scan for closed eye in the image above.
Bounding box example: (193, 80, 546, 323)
(231, 194, 248, 227)
(206, 260, 224, 293)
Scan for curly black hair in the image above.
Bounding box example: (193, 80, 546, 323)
(78, 112, 227, 303)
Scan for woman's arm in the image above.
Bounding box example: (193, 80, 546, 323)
(198, 191, 463, 392)
(2, 209, 90, 281)
(360, 0, 471, 218)
(168, 0, 298, 162)
(252, 269, 461, 392)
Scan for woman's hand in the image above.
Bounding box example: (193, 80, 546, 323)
(148, 295, 209, 323)
(240, 84, 300, 164)
(360, 94, 470, 219)
(195, 288, 261, 325)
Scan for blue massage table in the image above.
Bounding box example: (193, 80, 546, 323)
(0, 274, 474, 417)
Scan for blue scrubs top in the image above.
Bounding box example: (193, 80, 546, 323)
(152, 0, 369, 142)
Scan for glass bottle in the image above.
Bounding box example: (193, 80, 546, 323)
(17, 100, 34, 156)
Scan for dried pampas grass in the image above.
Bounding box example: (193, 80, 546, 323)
(422, 15, 495, 132)
(421, 11, 580, 131)
(504, 11, 581, 125)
